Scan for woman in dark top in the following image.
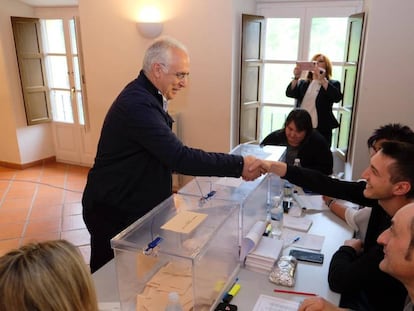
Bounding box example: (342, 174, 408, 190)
(260, 108, 333, 175)
(286, 53, 343, 145)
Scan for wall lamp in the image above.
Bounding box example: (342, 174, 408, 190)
(137, 22, 163, 38)
(137, 6, 163, 38)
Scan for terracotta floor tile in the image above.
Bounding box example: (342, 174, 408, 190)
(78, 244, 91, 264)
(0, 223, 25, 239)
(0, 238, 20, 256)
(0, 169, 16, 179)
(0, 188, 7, 202)
(39, 176, 66, 187)
(24, 218, 61, 235)
(30, 204, 63, 219)
(66, 181, 86, 192)
(64, 191, 83, 203)
(0, 208, 30, 223)
(32, 193, 64, 208)
(14, 167, 42, 180)
(0, 163, 90, 257)
(5, 182, 37, 199)
(1, 197, 34, 210)
(63, 202, 83, 215)
(21, 232, 61, 245)
(42, 163, 67, 176)
(61, 228, 90, 246)
(62, 214, 86, 231)
(36, 185, 64, 198)
(0, 181, 10, 191)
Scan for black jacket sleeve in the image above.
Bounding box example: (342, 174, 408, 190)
(328, 245, 407, 311)
(284, 165, 378, 207)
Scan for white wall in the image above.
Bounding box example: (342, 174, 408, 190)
(1, 0, 413, 175)
(346, 0, 414, 179)
(78, 0, 256, 164)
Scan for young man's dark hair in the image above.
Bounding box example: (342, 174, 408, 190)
(367, 123, 414, 151)
(381, 141, 414, 198)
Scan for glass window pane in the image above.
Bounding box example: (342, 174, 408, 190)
(41, 19, 65, 53)
(50, 90, 73, 123)
(260, 106, 293, 142)
(69, 19, 78, 55)
(265, 18, 300, 60)
(45, 55, 69, 89)
(263, 63, 296, 104)
(309, 18, 348, 61)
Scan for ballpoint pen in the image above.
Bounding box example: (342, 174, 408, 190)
(283, 236, 301, 249)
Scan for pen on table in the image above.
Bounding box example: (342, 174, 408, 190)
(274, 289, 317, 296)
(283, 236, 301, 249)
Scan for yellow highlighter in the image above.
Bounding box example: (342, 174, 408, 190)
(223, 283, 241, 303)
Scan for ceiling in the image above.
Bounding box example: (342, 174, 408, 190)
(18, 0, 78, 7)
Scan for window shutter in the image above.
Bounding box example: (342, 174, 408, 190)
(11, 16, 52, 125)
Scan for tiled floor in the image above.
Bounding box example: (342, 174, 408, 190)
(0, 162, 91, 264)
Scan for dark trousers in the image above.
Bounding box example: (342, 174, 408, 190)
(83, 207, 125, 273)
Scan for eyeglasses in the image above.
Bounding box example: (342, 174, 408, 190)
(159, 63, 189, 80)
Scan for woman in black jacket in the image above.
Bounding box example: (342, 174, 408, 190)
(286, 53, 343, 145)
(260, 108, 333, 175)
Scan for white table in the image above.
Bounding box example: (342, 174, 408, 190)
(231, 208, 353, 310)
(93, 205, 353, 310)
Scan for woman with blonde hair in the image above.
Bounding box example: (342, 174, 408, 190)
(0, 240, 98, 311)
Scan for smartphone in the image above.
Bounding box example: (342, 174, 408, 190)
(289, 249, 324, 264)
(296, 61, 316, 72)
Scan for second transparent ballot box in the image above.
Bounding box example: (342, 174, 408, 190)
(178, 144, 286, 241)
(178, 144, 286, 202)
(111, 194, 241, 311)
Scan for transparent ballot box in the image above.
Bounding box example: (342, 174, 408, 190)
(111, 194, 240, 311)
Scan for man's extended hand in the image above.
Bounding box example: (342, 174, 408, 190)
(242, 156, 263, 181)
(248, 159, 288, 177)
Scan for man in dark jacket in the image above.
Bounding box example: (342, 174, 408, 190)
(82, 37, 261, 272)
(250, 141, 414, 311)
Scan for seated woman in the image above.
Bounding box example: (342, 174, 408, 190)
(0, 239, 98, 311)
(260, 108, 333, 175)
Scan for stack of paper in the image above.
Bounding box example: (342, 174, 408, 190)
(283, 214, 312, 232)
(245, 236, 283, 273)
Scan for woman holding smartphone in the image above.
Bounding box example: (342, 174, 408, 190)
(286, 53, 343, 145)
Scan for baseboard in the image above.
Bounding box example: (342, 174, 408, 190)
(0, 156, 56, 170)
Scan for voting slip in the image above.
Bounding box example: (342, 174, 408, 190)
(283, 214, 312, 232)
(281, 228, 325, 251)
(161, 211, 207, 234)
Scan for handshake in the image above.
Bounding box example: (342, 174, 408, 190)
(241, 156, 288, 181)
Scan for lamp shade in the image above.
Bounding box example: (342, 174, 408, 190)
(137, 22, 163, 38)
